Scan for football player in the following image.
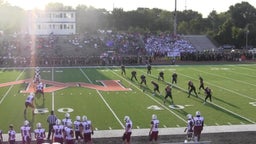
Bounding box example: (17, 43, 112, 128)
(147, 64, 152, 74)
(204, 87, 212, 103)
(172, 72, 178, 84)
(62, 113, 72, 128)
(164, 84, 173, 104)
(8, 124, 16, 144)
(64, 121, 74, 144)
(20, 120, 32, 144)
(184, 114, 194, 142)
(188, 80, 198, 98)
(123, 116, 132, 144)
(35, 82, 44, 99)
(151, 81, 160, 95)
(73, 116, 83, 143)
(198, 76, 205, 93)
(149, 114, 159, 143)
(193, 111, 204, 142)
(0, 128, 2, 144)
(121, 64, 126, 76)
(81, 115, 94, 144)
(52, 119, 64, 144)
(130, 71, 138, 81)
(24, 92, 35, 116)
(158, 71, 164, 81)
(34, 123, 46, 144)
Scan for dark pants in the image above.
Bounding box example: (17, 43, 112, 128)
(47, 124, 54, 139)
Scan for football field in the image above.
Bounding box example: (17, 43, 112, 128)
(0, 64, 256, 137)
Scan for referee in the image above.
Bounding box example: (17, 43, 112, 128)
(47, 110, 57, 140)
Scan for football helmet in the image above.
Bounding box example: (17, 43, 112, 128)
(124, 116, 130, 122)
(37, 123, 42, 128)
(76, 116, 81, 121)
(65, 113, 70, 118)
(24, 120, 29, 126)
(196, 111, 201, 116)
(82, 115, 87, 121)
(187, 114, 192, 119)
(56, 119, 61, 125)
(30, 92, 34, 96)
(152, 114, 157, 120)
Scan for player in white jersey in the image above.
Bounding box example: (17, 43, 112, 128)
(123, 116, 132, 144)
(20, 120, 32, 144)
(184, 114, 194, 142)
(34, 123, 46, 144)
(73, 116, 83, 143)
(193, 111, 204, 142)
(52, 119, 64, 144)
(62, 113, 72, 127)
(149, 114, 159, 143)
(81, 115, 94, 144)
(8, 124, 16, 144)
(64, 121, 74, 144)
(24, 92, 35, 116)
(0, 129, 2, 144)
(35, 82, 44, 99)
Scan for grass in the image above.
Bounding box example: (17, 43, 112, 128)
(0, 64, 255, 133)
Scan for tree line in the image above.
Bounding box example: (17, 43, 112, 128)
(0, 1, 256, 49)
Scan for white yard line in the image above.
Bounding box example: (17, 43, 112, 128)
(110, 68, 187, 123)
(79, 68, 125, 128)
(0, 68, 25, 105)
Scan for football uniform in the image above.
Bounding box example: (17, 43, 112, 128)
(64, 127, 74, 144)
(52, 124, 64, 144)
(8, 129, 16, 144)
(20, 125, 31, 144)
(149, 119, 159, 141)
(188, 81, 198, 97)
(73, 120, 83, 140)
(193, 116, 204, 141)
(34, 128, 46, 144)
(25, 94, 34, 108)
(62, 118, 72, 128)
(123, 120, 132, 143)
(81, 120, 93, 143)
(172, 72, 178, 84)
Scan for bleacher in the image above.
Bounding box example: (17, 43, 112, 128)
(183, 35, 217, 52)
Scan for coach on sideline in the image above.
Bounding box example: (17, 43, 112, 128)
(47, 110, 57, 140)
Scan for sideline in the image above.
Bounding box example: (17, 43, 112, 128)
(2, 124, 256, 141)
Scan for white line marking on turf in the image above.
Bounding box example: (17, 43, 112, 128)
(176, 125, 180, 127)
(109, 127, 112, 130)
(228, 122, 232, 125)
(136, 126, 140, 129)
(215, 123, 219, 126)
(79, 68, 125, 128)
(0, 68, 25, 105)
(95, 128, 98, 130)
(240, 122, 245, 124)
(163, 125, 167, 128)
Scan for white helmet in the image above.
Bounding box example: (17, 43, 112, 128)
(152, 114, 157, 120)
(196, 111, 201, 116)
(187, 114, 192, 119)
(30, 92, 34, 96)
(82, 115, 87, 121)
(24, 120, 29, 126)
(124, 116, 130, 122)
(56, 119, 61, 125)
(37, 122, 42, 128)
(76, 116, 81, 121)
(65, 113, 70, 118)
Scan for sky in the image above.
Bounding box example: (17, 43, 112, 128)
(6, 0, 256, 17)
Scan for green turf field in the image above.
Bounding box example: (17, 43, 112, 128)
(0, 64, 255, 133)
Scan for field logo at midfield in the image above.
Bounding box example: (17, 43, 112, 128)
(0, 79, 131, 93)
